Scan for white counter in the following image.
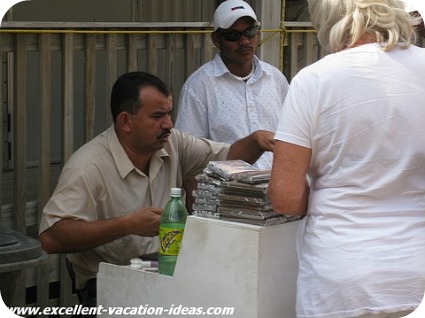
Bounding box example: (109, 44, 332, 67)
(97, 216, 300, 318)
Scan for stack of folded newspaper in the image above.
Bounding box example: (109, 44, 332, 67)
(192, 160, 301, 226)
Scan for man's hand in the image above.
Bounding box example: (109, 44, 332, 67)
(228, 130, 275, 164)
(123, 207, 162, 237)
(252, 130, 275, 152)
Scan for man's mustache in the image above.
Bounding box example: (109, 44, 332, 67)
(158, 129, 171, 138)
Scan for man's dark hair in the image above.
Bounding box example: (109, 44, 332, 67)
(110, 71, 171, 122)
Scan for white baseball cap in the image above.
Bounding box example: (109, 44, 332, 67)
(213, 0, 259, 31)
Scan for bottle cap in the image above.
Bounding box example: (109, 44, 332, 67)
(130, 258, 143, 269)
(170, 187, 181, 197)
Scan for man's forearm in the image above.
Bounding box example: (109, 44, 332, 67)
(39, 217, 132, 254)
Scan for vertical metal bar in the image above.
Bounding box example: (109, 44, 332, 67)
(12, 33, 28, 308)
(59, 254, 73, 308)
(147, 34, 157, 75)
(84, 34, 96, 142)
(305, 32, 314, 67)
(62, 33, 74, 164)
(127, 34, 138, 72)
(38, 33, 51, 219)
(289, 33, 298, 80)
(106, 34, 117, 126)
(166, 34, 177, 117)
(36, 263, 49, 315)
(185, 33, 196, 79)
(60, 33, 76, 310)
(131, 0, 141, 22)
(14, 33, 27, 233)
(0, 35, 4, 210)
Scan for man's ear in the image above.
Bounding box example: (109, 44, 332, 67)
(211, 31, 221, 49)
(116, 112, 132, 133)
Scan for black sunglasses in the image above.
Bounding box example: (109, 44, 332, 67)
(216, 25, 260, 42)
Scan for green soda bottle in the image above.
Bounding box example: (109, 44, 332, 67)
(158, 187, 188, 275)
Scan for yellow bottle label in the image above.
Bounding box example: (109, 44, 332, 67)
(159, 227, 184, 256)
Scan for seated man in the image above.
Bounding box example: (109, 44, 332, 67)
(38, 71, 274, 311)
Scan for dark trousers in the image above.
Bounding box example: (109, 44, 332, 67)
(66, 258, 97, 318)
(77, 278, 97, 317)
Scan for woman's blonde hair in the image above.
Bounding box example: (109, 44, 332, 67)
(307, 0, 419, 53)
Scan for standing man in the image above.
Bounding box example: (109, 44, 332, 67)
(175, 0, 289, 170)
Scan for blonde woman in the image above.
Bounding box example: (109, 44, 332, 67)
(269, 0, 425, 317)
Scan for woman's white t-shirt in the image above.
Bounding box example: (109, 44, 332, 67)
(275, 43, 425, 318)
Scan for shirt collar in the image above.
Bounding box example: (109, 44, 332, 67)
(213, 54, 266, 81)
(107, 125, 170, 179)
